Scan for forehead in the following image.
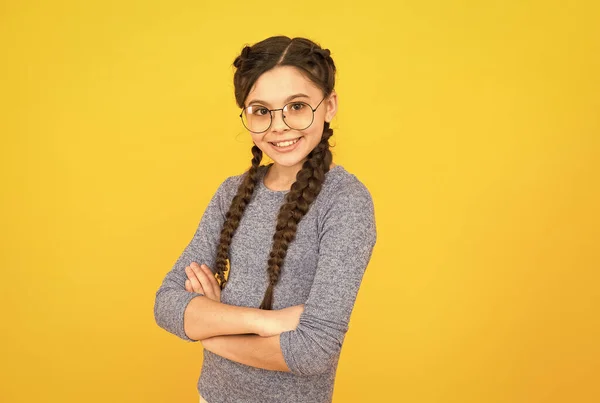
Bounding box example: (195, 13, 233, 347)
(246, 66, 320, 105)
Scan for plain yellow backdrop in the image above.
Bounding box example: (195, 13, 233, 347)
(1, 1, 598, 402)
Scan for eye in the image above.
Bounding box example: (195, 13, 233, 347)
(290, 102, 305, 111)
(249, 106, 269, 116)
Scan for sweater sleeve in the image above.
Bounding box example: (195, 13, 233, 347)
(153, 176, 234, 342)
(279, 180, 377, 375)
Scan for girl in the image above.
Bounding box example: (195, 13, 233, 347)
(154, 36, 377, 403)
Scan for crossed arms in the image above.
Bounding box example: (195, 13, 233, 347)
(180, 268, 303, 373)
(153, 176, 377, 376)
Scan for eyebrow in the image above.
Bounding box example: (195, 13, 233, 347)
(246, 93, 311, 107)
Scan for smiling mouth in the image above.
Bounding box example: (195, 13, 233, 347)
(269, 137, 301, 148)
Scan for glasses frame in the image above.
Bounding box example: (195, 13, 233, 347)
(239, 95, 328, 134)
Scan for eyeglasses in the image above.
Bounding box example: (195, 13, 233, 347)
(239, 95, 327, 134)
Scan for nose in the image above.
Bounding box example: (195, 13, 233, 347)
(270, 109, 289, 133)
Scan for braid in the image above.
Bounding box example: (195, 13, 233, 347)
(259, 123, 334, 309)
(214, 144, 262, 289)
(233, 45, 252, 69)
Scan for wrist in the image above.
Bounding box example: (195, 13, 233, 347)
(246, 308, 272, 336)
(201, 335, 216, 351)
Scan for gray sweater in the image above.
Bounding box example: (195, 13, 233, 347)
(154, 163, 377, 403)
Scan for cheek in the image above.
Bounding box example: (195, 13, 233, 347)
(250, 134, 266, 146)
(305, 121, 325, 139)
(250, 134, 280, 156)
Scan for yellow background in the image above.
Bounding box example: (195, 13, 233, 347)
(1, 1, 598, 402)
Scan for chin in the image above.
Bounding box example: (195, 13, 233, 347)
(269, 156, 307, 168)
(261, 145, 310, 168)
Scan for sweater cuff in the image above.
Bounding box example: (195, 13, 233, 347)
(155, 289, 204, 342)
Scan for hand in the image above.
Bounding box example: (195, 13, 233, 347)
(184, 262, 221, 303)
(258, 304, 305, 337)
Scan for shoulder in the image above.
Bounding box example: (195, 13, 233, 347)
(318, 166, 376, 239)
(321, 166, 375, 213)
(317, 166, 377, 246)
(206, 170, 246, 217)
(214, 169, 247, 198)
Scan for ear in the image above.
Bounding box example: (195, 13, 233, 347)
(324, 90, 338, 123)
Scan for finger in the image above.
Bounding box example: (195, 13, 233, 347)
(185, 279, 191, 292)
(190, 262, 214, 299)
(185, 265, 205, 294)
(190, 262, 215, 300)
(200, 264, 221, 296)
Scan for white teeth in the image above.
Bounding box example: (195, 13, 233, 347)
(273, 138, 300, 147)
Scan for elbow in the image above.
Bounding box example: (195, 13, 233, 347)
(280, 321, 347, 376)
(284, 339, 342, 376)
(301, 351, 341, 376)
(153, 290, 165, 328)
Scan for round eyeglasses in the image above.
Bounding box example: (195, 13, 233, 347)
(239, 95, 327, 134)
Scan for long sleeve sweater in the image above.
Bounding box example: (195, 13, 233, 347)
(154, 163, 377, 403)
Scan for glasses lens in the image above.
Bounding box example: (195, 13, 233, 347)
(242, 105, 271, 133)
(283, 102, 314, 130)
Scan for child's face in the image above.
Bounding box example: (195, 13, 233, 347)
(243, 65, 337, 170)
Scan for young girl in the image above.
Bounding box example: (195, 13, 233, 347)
(154, 36, 377, 403)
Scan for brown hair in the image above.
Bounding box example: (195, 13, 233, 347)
(214, 36, 336, 310)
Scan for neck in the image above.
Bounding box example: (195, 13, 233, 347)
(265, 161, 304, 191)
(264, 161, 336, 192)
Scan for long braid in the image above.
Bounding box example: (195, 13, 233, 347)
(259, 123, 334, 309)
(214, 144, 262, 288)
